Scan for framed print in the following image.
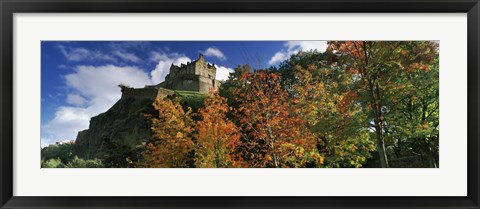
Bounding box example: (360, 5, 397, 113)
(1, 0, 479, 208)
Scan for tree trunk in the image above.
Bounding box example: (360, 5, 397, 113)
(423, 137, 438, 168)
(375, 124, 389, 168)
(358, 41, 389, 168)
(368, 80, 389, 168)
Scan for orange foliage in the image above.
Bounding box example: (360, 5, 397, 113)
(233, 70, 318, 168)
(195, 90, 243, 168)
(143, 98, 194, 168)
(337, 90, 358, 114)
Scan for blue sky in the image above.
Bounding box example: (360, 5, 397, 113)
(41, 41, 327, 147)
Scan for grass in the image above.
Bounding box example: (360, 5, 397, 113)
(174, 90, 208, 113)
(175, 90, 207, 96)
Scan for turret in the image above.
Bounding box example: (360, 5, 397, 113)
(198, 53, 205, 62)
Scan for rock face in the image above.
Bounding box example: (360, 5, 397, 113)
(74, 97, 155, 160)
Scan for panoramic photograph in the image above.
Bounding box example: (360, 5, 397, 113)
(41, 41, 439, 168)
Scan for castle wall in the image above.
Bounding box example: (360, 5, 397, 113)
(171, 64, 196, 77)
(157, 88, 175, 98)
(202, 68, 216, 79)
(121, 87, 157, 100)
(172, 77, 200, 92)
(195, 62, 216, 78)
(214, 80, 221, 88)
(198, 76, 216, 93)
(161, 73, 199, 92)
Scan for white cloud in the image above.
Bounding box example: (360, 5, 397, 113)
(58, 46, 89, 61)
(42, 106, 92, 145)
(112, 50, 141, 63)
(42, 65, 153, 146)
(150, 51, 177, 62)
(268, 41, 327, 65)
(149, 51, 191, 84)
(268, 52, 288, 66)
(58, 45, 117, 62)
(285, 41, 328, 52)
(66, 93, 87, 106)
(214, 65, 234, 81)
(65, 65, 152, 102)
(201, 47, 226, 60)
(41, 138, 55, 148)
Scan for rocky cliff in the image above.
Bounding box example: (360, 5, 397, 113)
(73, 88, 207, 167)
(74, 96, 155, 160)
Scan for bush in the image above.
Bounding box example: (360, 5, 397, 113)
(41, 158, 66, 168)
(66, 156, 104, 168)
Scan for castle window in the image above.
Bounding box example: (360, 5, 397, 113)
(208, 74, 211, 79)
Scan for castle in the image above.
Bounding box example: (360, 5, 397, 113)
(120, 54, 221, 99)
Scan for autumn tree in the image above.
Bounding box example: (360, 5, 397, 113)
(284, 51, 375, 168)
(143, 97, 194, 168)
(383, 48, 439, 167)
(233, 70, 322, 168)
(294, 67, 375, 167)
(327, 41, 438, 167)
(194, 90, 243, 168)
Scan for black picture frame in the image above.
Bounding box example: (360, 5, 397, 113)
(1, 0, 479, 208)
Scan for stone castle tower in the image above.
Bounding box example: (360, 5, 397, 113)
(120, 53, 221, 100)
(157, 53, 221, 93)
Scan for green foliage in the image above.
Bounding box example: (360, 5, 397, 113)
(41, 142, 75, 165)
(383, 53, 439, 167)
(41, 158, 66, 168)
(101, 138, 143, 168)
(41, 156, 104, 168)
(66, 156, 104, 168)
(277, 50, 332, 93)
(219, 64, 251, 109)
(174, 91, 208, 113)
(322, 133, 376, 168)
